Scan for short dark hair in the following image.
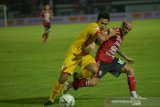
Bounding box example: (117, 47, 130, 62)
(97, 12, 110, 21)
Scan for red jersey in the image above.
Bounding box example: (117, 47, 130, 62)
(40, 10, 53, 26)
(96, 28, 124, 63)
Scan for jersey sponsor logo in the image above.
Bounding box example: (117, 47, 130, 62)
(118, 59, 124, 65)
(106, 35, 122, 57)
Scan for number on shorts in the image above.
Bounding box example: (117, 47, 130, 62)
(118, 59, 124, 65)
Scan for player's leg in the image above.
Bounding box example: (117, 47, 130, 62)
(84, 60, 113, 86)
(74, 55, 98, 79)
(107, 58, 137, 97)
(72, 77, 99, 89)
(74, 63, 98, 79)
(84, 61, 116, 87)
(44, 53, 78, 106)
(72, 55, 100, 90)
(122, 64, 146, 99)
(63, 60, 113, 92)
(42, 26, 48, 38)
(42, 25, 51, 43)
(51, 72, 69, 100)
(107, 58, 145, 99)
(72, 64, 99, 90)
(44, 71, 70, 106)
(71, 60, 114, 90)
(121, 64, 138, 97)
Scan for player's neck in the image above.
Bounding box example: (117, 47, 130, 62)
(45, 9, 50, 12)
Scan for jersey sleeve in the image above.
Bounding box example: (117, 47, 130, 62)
(88, 23, 101, 36)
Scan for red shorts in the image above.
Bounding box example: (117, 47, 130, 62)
(43, 21, 51, 28)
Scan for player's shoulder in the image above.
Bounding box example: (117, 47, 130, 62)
(89, 22, 99, 27)
(87, 22, 99, 30)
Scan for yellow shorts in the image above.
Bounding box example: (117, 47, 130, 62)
(61, 52, 96, 75)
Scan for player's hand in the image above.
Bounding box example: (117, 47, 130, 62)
(72, 54, 82, 61)
(82, 42, 96, 55)
(109, 29, 116, 37)
(126, 57, 134, 64)
(88, 42, 96, 51)
(101, 29, 109, 35)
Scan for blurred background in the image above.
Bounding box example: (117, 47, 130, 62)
(0, 0, 160, 26)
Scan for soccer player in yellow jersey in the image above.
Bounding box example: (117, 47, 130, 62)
(44, 12, 116, 106)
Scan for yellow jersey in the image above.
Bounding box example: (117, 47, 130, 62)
(69, 22, 100, 55)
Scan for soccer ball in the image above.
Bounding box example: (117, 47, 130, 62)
(59, 94, 75, 107)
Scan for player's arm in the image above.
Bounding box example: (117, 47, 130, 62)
(40, 12, 45, 21)
(84, 42, 96, 54)
(117, 49, 134, 64)
(94, 38, 101, 47)
(83, 25, 116, 55)
(96, 29, 116, 43)
(95, 29, 112, 46)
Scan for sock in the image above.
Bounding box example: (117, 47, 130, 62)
(75, 69, 92, 79)
(72, 78, 88, 90)
(49, 80, 63, 101)
(131, 91, 138, 97)
(128, 75, 137, 97)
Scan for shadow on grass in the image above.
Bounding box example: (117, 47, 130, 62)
(0, 97, 59, 105)
(76, 97, 104, 101)
(0, 96, 104, 105)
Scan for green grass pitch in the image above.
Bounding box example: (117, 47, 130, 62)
(0, 19, 160, 107)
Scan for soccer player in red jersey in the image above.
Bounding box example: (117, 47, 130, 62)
(64, 20, 146, 99)
(40, 5, 53, 43)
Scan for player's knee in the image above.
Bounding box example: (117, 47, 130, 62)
(91, 64, 99, 74)
(128, 67, 135, 76)
(86, 63, 98, 74)
(58, 72, 70, 84)
(124, 64, 135, 76)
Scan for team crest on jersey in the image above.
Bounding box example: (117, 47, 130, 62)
(94, 26, 100, 30)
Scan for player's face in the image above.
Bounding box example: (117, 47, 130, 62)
(45, 5, 50, 10)
(122, 23, 132, 35)
(97, 19, 109, 31)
